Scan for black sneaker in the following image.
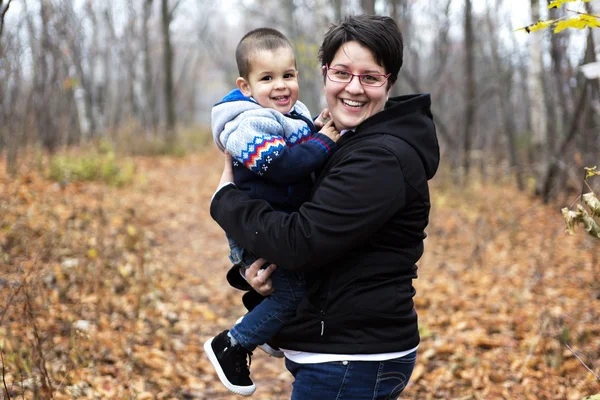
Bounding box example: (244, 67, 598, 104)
(203, 330, 256, 396)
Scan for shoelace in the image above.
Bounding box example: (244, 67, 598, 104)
(233, 348, 252, 376)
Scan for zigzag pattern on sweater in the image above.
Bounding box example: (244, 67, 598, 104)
(286, 124, 312, 146)
(241, 135, 286, 174)
(212, 89, 317, 176)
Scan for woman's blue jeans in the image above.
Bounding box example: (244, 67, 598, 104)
(285, 350, 417, 400)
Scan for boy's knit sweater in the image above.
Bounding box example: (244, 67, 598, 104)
(211, 89, 336, 211)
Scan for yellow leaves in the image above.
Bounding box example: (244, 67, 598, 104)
(517, 19, 556, 33)
(555, 15, 600, 32)
(517, 0, 599, 33)
(585, 166, 600, 179)
(87, 248, 98, 259)
(518, 15, 600, 34)
(548, 0, 591, 9)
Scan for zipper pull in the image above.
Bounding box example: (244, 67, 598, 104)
(320, 310, 325, 336)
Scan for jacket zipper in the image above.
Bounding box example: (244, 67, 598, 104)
(320, 310, 325, 336)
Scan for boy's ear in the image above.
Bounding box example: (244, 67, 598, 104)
(236, 77, 252, 97)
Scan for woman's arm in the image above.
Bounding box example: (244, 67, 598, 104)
(211, 144, 407, 272)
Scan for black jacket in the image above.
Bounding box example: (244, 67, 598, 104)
(211, 94, 440, 354)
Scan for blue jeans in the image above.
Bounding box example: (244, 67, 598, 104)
(229, 266, 306, 351)
(285, 350, 417, 400)
(227, 235, 257, 268)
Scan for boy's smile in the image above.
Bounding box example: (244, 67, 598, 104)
(237, 47, 299, 115)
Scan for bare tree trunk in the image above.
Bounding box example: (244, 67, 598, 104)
(143, 0, 158, 132)
(161, 0, 177, 139)
(333, 0, 343, 21)
(104, 7, 122, 131)
(360, 0, 375, 14)
(27, 0, 57, 153)
(486, 1, 524, 191)
(0, 0, 10, 154)
(1, 0, 18, 174)
(0, 0, 12, 45)
(529, 0, 549, 194)
(126, 0, 139, 121)
(580, 11, 598, 170)
(463, 0, 476, 180)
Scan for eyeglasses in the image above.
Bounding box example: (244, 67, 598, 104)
(325, 64, 391, 87)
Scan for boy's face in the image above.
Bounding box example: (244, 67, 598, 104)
(237, 47, 299, 114)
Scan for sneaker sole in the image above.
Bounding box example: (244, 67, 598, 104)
(258, 343, 285, 358)
(203, 337, 256, 396)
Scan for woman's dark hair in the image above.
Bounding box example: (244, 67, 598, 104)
(236, 28, 294, 79)
(318, 15, 403, 89)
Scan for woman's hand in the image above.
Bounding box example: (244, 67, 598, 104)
(245, 258, 277, 296)
(218, 153, 234, 188)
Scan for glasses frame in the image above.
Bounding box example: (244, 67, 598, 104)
(325, 64, 391, 88)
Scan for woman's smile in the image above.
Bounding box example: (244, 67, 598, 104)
(324, 41, 390, 131)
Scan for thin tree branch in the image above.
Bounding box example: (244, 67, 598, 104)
(564, 342, 600, 381)
(0, 0, 13, 40)
(564, 8, 600, 19)
(1, 350, 10, 399)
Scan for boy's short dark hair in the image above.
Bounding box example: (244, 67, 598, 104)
(236, 28, 294, 79)
(318, 15, 403, 88)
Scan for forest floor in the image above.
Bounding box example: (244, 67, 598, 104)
(0, 149, 599, 400)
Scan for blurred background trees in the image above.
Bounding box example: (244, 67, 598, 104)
(0, 0, 598, 202)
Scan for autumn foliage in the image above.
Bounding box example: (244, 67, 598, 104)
(1, 150, 599, 399)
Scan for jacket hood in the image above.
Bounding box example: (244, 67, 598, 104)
(348, 93, 440, 180)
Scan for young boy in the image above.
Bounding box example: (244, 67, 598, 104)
(204, 28, 339, 396)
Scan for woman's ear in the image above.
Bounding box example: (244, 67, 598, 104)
(236, 77, 252, 97)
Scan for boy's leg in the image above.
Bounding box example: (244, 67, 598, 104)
(230, 268, 305, 351)
(227, 235, 245, 265)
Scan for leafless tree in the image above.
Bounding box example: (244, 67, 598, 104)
(360, 0, 375, 14)
(0, 0, 12, 43)
(462, 0, 476, 180)
(143, 0, 158, 132)
(162, 0, 180, 139)
(484, 0, 524, 190)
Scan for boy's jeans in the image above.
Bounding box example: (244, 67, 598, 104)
(227, 236, 257, 268)
(285, 350, 417, 400)
(227, 235, 306, 351)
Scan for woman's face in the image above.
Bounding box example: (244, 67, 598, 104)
(324, 41, 391, 131)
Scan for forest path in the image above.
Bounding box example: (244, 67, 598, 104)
(131, 149, 291, 399)
(128, 149, 598, 399)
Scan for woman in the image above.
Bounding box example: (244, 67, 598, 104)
(211, 15, 439, 399)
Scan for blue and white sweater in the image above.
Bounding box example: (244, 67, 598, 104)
(211, 89, 336, 211)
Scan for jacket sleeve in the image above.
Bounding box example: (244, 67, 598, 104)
(210, 144, 406, 271)
(224, 115, 336, 184)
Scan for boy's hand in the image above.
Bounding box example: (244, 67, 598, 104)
(319, 119, 340, 142)
(314, 108, 331, 129)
